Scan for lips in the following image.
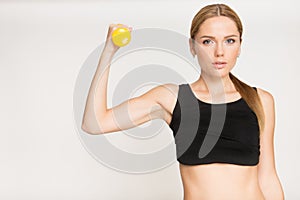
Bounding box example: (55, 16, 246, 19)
(212, 61, 227, 69)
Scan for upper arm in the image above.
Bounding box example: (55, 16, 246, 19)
(257, 88, 276, 175)
(91, 83, 175, 134)
(256, 88, 284, 199)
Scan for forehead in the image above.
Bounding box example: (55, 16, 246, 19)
(197, 16, 239, 37)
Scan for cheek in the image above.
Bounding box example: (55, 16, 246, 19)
(229, 46, 240, 56)
(224, 48, 240, 62)
(195, 46, 214, 59)
(232, 48, 240, 55)
(197, 50, 214, 64)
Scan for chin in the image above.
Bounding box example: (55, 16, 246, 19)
(201, 68, 230, 78)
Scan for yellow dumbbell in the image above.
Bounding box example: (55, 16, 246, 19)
(111, 25, 131, 47)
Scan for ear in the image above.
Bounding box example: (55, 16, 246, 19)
(189, 38, 196, 57)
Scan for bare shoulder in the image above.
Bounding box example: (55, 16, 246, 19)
(154, 83, 179, 111)
(151, 83, 179, 96)
(135, 82, 179, 115)
(160, 83, 179, 96)
(256, 87, 275, 107)
(257, 88, 275, 139)
(256, 87, 276, 133)
(150, 83, 179, 124)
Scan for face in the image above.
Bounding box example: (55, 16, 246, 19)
(189, 16, 241, 78)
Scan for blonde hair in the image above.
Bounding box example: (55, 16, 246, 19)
(190, 4, 265, 133)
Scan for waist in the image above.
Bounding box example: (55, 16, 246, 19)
(179, 163, 264, 200)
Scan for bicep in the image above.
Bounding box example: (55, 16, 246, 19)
(98, 85, 167, 134)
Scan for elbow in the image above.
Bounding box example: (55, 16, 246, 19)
(81, 113, 107, 135)
(81, 123, 104, 135)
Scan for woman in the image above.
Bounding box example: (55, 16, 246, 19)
(81, 4, 284, 200)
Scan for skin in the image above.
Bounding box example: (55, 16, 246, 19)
(82, 18, 284, 199)
(189, 16, 241, 99)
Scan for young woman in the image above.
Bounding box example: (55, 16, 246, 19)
(81, 4, 284, 200)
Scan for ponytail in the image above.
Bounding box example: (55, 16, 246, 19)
(229, 72, 265, 134)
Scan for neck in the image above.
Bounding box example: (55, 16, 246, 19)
(195, 73, 235, 95)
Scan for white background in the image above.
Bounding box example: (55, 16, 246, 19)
(1, 0, 299, 199)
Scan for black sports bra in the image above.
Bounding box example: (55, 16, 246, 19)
(169, 83, 260, 166)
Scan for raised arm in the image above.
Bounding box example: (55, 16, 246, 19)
(81, 24, 176, 135)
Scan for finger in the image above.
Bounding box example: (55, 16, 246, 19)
(116, 23, 131, 30)
(109, 23, 133, 34)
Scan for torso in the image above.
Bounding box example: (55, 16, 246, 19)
(161, 83, 265, 200)
(179, 163, 265, 200)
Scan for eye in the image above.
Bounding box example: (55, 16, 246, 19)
(226, 39, 235, 44)
(202, 39, 214, 45)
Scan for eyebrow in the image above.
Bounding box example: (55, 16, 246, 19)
(199, 34, 239, 39)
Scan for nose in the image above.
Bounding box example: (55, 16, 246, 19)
(215, 43, 224, 57)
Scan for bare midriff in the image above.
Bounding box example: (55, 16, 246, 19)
(179, 163, 265, 200)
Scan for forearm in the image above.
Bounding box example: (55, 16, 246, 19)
(81, 47, 115, 134)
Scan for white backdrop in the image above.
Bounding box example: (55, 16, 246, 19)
(1, 0, 299, 199)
